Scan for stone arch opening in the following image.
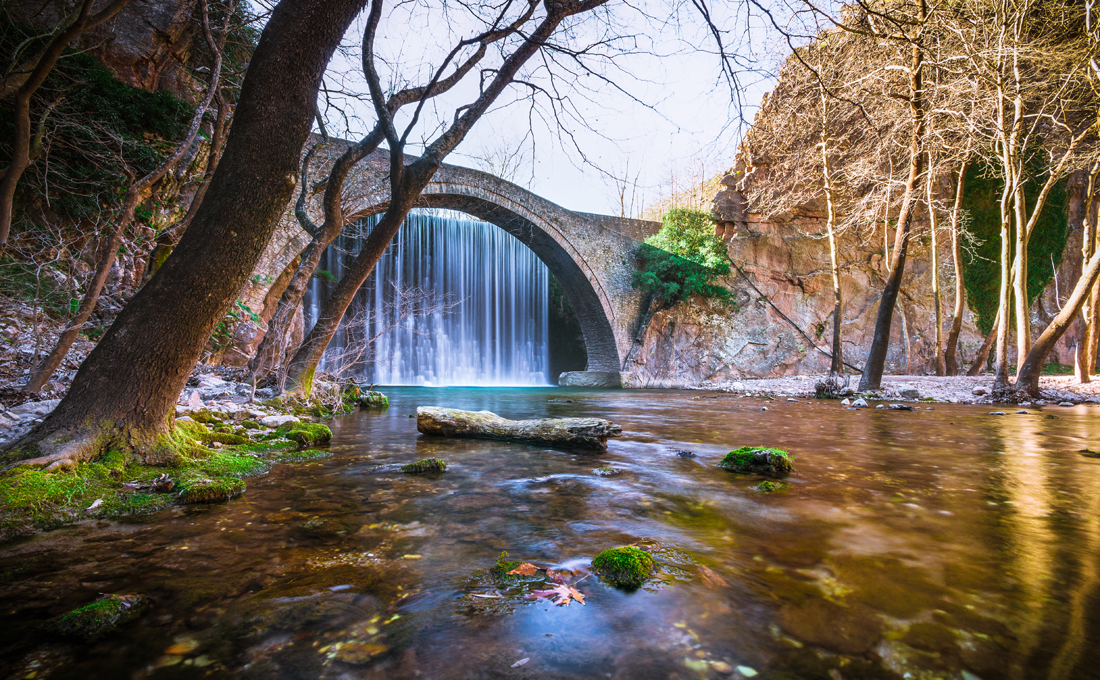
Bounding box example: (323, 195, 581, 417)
(346, 193, 623, 374)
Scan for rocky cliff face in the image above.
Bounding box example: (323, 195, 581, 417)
(622, 210, 987, 388)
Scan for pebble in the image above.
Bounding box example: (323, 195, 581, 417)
(760, 406, 768, 411)
(1016, 410, 1028, 414)
(988, 411, 1006, 416)
(1058, 401, 1075, 407)
(875, 404, 884, 409)
(786, 398, 797, 402)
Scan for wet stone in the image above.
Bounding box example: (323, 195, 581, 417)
(778, 599, 883, 655)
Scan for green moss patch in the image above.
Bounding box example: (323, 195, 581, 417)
(400, 458, 447, 474)
(718, 447, 793, 474)
(274, 450, 333, 464)
(489, 551, 522, 579)
(592, 546, 655, 589)
(241, 420, 261, 430)
(50, 594, 147, 641)
(593, 466, 621, 476)
(752, 480, 788, 492)
(177, 474, 246, 504)
(275, 422, 333, 447)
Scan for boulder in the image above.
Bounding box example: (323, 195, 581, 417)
(897, 385, 920, 399)
(261, 414, 300, 428)
(972, 386, 991, 396)
(851, 398, 868, 408)
(7, 399, 60, 419)
(416, 406, 622, 451)
(559, 371, 622, 388)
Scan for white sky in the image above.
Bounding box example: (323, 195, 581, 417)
(312, 1, 813, 217)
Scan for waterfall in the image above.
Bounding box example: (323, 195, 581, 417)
(304, 210, 550, 386)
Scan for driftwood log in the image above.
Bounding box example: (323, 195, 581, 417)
(416, 407, 622, 451)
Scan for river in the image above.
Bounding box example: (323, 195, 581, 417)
(2, 387, 1099, 679)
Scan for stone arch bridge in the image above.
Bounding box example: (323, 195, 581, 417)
(237, 139, 659, 383)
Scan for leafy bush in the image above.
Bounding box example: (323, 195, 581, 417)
(632, 208, 731, 304)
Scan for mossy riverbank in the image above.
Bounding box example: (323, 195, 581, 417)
(0, 418, 334, 541)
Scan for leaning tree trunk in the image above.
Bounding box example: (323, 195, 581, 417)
(1017, 248, 1100, 398)
(24, 0, 226, 393)
(944, 159, 969, 375)
(967, 310, 1001, 376)
(858, 34, 925, 391)
(283, 197, 415, 395)
(2, 0, 369, 470)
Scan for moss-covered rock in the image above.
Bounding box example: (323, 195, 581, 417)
(241, 420, 260, 430)
(50, 594, 147, 641)
(718, 447, 793, 474)
(359, 391, 389, 408)
(593, 466, 621, 476)
(489, 551, 522, 578)
(177, 474, 245, 504)
(190, 408, 220, 424)
(261, 397, 285, 408)
(400, 458, 447, 474)
(752, 480, 788, 492)
(592, 546, 655, 589)
(275, 422, 333, 447)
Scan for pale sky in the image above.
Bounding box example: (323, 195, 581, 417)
(313, 0, 807, 217)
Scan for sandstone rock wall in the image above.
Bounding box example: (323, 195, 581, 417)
(622, 213, 988, 388)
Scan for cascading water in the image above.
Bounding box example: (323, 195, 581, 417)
(304, 210, 550, 386)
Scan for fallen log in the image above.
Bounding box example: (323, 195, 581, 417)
(416, 407, 622, 451)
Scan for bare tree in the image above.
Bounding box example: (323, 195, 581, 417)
(282, 0, 614, 397)
(0, 0, 134, 258)
(24, 0, 234, 393)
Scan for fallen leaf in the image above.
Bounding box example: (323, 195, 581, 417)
(512, 658, 530, 667)
(507, 563, 539, 577)
(528, 583, 586, 606)
(699, 565, 729, 588)
(84, 499, 103, 513)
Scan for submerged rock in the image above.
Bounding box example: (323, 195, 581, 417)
(593, 466, 621, 476)
(51, 594, 147, 641)
(752, 480, 788, 492)
(718, 447, 793, 474)
(416, 406, 622, 451)
(400, 458, 447, 474)
(592, 546, 655, 589)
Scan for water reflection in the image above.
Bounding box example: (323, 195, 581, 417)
(2, 389, 1100, 679)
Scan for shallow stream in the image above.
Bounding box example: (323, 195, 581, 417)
(3, 388, 1100, 679)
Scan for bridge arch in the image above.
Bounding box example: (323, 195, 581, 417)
(335, 150, 658, 374)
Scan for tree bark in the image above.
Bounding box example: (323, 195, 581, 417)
(858, 22, 925, 391)
(944, 160, 969, 375)
(3, 0, 369, 469)
(926, 156, 944, 376)
(821, 88, 843, 377)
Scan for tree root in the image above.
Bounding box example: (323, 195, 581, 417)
(2, 435, 95, 472)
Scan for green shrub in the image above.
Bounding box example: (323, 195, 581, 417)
(632, 209, 731, 304)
